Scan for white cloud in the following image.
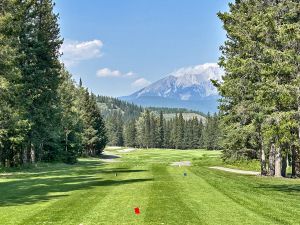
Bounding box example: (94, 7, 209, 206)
(96, 68, 121, 77)
(60, 39, 103, 67)
(171, 63, 224, 81)
(96, 68, 135, 78)
(131, 78, 151, 88)
(125, 71, 135, 77)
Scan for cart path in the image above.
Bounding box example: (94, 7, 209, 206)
(209, 166, 260, 175)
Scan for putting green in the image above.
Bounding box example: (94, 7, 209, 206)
(0, 149, 299, 225)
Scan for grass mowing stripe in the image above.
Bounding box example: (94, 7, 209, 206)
(168, 166, 272, 225)
(18, 163, 123, 225)
(21, 181, 110, 225)
(0, 166, 100, 224)
(144, 164, 203, 225)
(192, 167, 291, 225)
(81, 162, 153, 225)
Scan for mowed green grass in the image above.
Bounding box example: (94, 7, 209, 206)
(1, 149, 300, 225)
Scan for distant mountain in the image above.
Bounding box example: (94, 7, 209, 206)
(120, 63, 223, 113)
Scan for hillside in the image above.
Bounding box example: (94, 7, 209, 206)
(96, 96, 143, 121)
(96, 95, 207, 121)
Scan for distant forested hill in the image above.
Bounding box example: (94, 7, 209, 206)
(96, 96, 207, 121)
(96, 96, 143, 121)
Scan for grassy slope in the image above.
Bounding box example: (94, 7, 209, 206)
(0, 149, 300, 225)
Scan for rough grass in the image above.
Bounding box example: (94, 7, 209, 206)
(223, 159, 261, 171)
(223, 159, 293, 175)
(0, 149, 300, 225)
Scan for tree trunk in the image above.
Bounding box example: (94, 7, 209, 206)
(297, 71, 300, 176)
(22, 145, 28, 164)
(65, 131, 68, 152)
(291, 146, 296, 177)
(274, 146, 282, 177)
(269, 143, 275, 176)
(38, 143, 43, 162)
(14, 150, 21, 167)
(260, 146, 267, 176)
(297, 121, 300, 177)
(5, 159, 11, 168)
(30, 143, 35, 163)
(281, 154, 287, 177)
(296, 148, 300, 177)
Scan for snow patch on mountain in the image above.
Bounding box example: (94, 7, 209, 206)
(172, 63, 223, 87)
(180, 93, 191, 101)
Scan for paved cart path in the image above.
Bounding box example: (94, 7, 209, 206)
(210, 166, 260, 175)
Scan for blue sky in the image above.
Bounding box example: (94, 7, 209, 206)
(55, 0, 232, 97)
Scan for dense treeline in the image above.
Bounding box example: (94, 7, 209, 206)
(133, 111, 220, 149)
(216, 0, 300, 177)
(123, 111, 220, 150)
(96, 96, 217, 148)
(0, 0, 107, 167)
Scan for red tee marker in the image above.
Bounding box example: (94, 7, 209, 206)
(134, 207, 140, 214)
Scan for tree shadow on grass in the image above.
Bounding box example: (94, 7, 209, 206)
(100, 168, 147, 174)
(0, 160, 152, 207)
(100, 154, 120, 159)
(0, 175, 153, 207)
(1, 160, 103, 178)
(1, 160, 134, 179)
(256, 184, 300, 195)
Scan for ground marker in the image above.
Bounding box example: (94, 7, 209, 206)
(134, 207, 140, 214)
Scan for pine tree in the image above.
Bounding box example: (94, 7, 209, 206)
(144, 110, 151, 148)
(136, 110, 147, 148)
(184, 120, 191, 149)
(191, 118, 200, 149)
(124, 119, 136, 147)
(57, 69, 82, 163)
(90, 94, 107, 155)
(0, 0, 108, 166)
(217, 0, 300, 176)
(163, 120, 171, 148)
(16, 0, 63, 163)
(79, 89, 107, 156)
(170, 115, 178, 149)
(157, 111, 164, 148)
(149, 113, 158, 148)
(175, 113, 185, 149)
(198, 120, 204, 148)
(0, 0, 30, 167)
(106, 111, 123, 146)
